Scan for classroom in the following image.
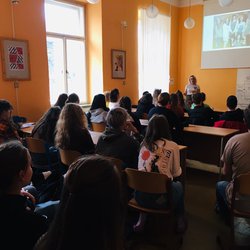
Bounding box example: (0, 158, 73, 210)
(0, 0, 250, 250)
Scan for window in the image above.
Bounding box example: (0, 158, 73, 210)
(45, 0, 86, 104)
(138, 9, 171, 97)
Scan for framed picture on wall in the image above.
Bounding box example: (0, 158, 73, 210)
(111, 49, 126, 79)
(0, 38, 31, 81)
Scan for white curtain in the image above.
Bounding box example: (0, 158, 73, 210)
(138, 9, 171, 97)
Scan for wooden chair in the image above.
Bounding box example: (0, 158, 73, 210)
(91, 122, 106, 132)
(217, 173, 250, 249)
(59, 148, 82, 168)
(26, 137, 58, 170)
(229, 173, 250, 249)
(125, 168, 181, 248)
(125, 168, 173, 214)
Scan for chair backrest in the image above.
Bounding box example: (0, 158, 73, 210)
(92, 122, 106, 132)
(233, 173, 250, 197)
(26, 137, 47, 154)
(125, 168, 170, 194)
(59, 148, 82, 167)
(214, 120, 248, 133)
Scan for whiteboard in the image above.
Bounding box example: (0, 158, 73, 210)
(236, 69, 250, 109)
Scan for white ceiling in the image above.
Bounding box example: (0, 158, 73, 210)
(160, 0, 204, 7)
(78, 0, 205, 7)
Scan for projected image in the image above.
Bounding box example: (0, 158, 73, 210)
(213, 11, 250, 49)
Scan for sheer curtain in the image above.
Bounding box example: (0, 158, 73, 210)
(138, 9, 171, 97)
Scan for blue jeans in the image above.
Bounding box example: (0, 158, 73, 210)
(216, 181, 230, 222)
(135, 181, 185, 216)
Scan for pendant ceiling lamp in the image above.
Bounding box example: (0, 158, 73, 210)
(87, 0, 100, 4)
(184, 0, 195, 29)
(218, 0, 233, 7)
(146, 0, 159, 18)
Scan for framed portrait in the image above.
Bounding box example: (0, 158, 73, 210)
(0, 38, 31, 81)
(111, 49, 126, 79)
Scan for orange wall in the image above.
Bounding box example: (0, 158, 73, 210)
(178, 4, 237, 111)
(0, 1, 241, 120)
(101, 0, 178, 105)
(86, 1, 103, 100)
(0, 0, 50, 121)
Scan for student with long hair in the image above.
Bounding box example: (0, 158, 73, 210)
(0, 141, 48, 250)
(34, 155, 125, 250)
(86, 94, 109, 127)
(167, 93, 184, 120)
(54, 93, 68, 109)
(135, 115, 186, 233)
(31, 106, 61, 146)
(55, 103, 95, 155)
(119, 96, 142, 133)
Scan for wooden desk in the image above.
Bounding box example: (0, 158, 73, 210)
(20, 123, 34, 135)
(183, 125, 239, 167)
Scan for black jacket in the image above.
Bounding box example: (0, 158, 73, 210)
(0, 195, 48, 250)
(96, 128, 140, 169)
(148, 106, 183, 144)
(220, 108, 244, 122)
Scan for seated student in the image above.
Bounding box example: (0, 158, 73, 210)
(135, 92, 154, 119)
(65, 93, 80, 104)
(119, 96, 142, 133)
(188, 93, 216, 126)
(54, 93, 68, 109)
(109, 88, 120, 110)
(153, 88, 162, 106)
(190, 92, 210, 109)
(34, 155, 125, 250)
(0, 141, 48, 250)
(148, 92, 183, 144)
(167, 93, 184, 120)
(215, 105, 250, 224)
(96, 108, 140, 169)
(30, 106, 64, 203)
(134, 115, 186, 233)
(31, 106, 61, 148)
(219, 95, 244, 122)
(86, 94, 109, 127)
(176, 90, 185, 109)
(55, 103, 95, 156)
(104, 90, 111, 107)
(0, 99, 21, 144)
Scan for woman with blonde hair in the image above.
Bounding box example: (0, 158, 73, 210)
(55, 103, 95, 155)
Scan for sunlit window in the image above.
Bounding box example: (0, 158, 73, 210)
(45, 0, 84, 37)
(45, 0, 86, 104)
(138, 9, 170, 97)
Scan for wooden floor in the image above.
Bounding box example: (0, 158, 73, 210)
(127, 168, 230, 250)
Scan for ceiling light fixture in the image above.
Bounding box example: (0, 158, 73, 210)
(184, 0, 195, 29)
(218, 0, 233, 7)
(11, 0, 20, 4)
(146, 0, 159, 18)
